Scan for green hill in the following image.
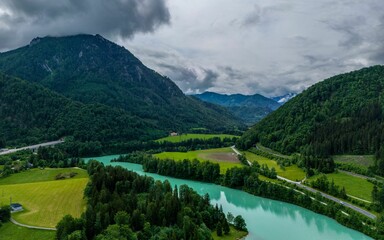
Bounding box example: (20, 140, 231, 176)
(238, 66, 384, 173)
(0, 34, 242, 133)
(0, 73, 157, 148)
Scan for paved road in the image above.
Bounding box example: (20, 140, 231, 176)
(231, 145, 377, 220)
(10, 217, 56, 231)
(0, 140, 64, 156)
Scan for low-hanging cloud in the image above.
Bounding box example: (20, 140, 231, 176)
(0, 0, 170, 50)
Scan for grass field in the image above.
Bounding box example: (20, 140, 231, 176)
(0, 168, 88, 185)
(333, 155, 374, 168)
(0, 168, 88, 228)
(307, 172, 374, 201)
(154, 148, 243, 174)
(212, 226, 248, 240)
(0, 222, 55, 240)
(156, 134, 238, 143)
(244, 151, 306, 181)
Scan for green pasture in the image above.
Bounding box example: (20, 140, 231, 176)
(0, 168, 88, 185)
(333, 155, 374, 168)
(0, 169, 88, 228)
(307, 172, 374, 202)
(212, 226, 248, 240)
(244, 151, 306, 181)
(156, 133, 238, 143)
(0, 222, 55, 240)
(154, 148, 243, 174)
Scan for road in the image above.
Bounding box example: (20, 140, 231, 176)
(231, 145, 377, 220)
(0, 140, 64, 156)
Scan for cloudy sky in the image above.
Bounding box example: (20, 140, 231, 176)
(0, 0, 383, 96)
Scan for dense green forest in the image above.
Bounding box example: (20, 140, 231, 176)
(0, 34, 243, 134)
(0, 73, 163, 148)
(56, 161, 243, 240)
(238, 66, 384, 174)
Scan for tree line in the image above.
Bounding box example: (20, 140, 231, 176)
(56, 161, 246, 240)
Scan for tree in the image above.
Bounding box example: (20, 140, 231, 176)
(114, 211, 130, 226)
(0, 205, 10, 223)
(222, 219, 230, 235)
(216, 222, 223, 236)
(227, 212, 234, 224)
(234, 215, 247, 231)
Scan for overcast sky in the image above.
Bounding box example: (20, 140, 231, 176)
(0, 0, 383, 96)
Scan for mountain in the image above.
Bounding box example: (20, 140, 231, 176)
(271, 93, 297, 104)
(193, 92, 281, 125)
(238, 66, 384, 159)
(0, 34, 242, 134)
(0, 72, 158, 150)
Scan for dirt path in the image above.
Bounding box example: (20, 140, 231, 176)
(10, 217, 56, 231)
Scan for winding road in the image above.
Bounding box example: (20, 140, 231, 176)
(231, 146, 377, 220)
(0, 140, 64, 156)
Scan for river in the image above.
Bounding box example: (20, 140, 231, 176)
(85, 155, 373, 240)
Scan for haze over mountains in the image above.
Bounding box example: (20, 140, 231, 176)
(0, 34, 243, 147)
(194, 92, 281, 125)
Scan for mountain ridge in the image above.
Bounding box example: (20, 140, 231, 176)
(0, 34, 243, 133)
(193, 91, 280, 125)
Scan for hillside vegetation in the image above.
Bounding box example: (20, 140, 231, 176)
(0, 73, 157, 147)
(238, 66, 384, 174)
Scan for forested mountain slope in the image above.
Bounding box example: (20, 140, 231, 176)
(238, 66, 384, 160)
(0, 73, 159, 148)
(194, 92, 280, 124)
(0, 34, 242, 132)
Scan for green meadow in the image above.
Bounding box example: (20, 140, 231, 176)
(307, 172, 374, 202)
(244, 151, 306, 181)
(154, 148, 243, 174)
(0, 222, 55, 240)
(212, 226, 248, 240)
(0, 168, 88, 228)
(156, 133, 238, 143)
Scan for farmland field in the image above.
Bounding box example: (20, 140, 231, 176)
(0, 168, 88, 228)
(244, 151, 306, 181)
(156, 133, 238, 143)
(154, 148, 243, 174)
(0, 222, 55, 240)
(307, 172, 374, 201)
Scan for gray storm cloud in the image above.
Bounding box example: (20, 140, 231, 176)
(0, 0, 170, 50)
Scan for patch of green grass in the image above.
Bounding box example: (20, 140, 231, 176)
(307, 172, 374, 201)
(156, 134, 238, 143)
(154, 148, 243, 174)
(0, 170, 88, 228)
(0, 165, 3, 170)
(0, 168, 88, 185)
(0, 222, 55, 240)
(212, 226, 248, 240)
(258, 175, 280, 184)
(333, 155, 374, 168)
(244, 151, 306, 181)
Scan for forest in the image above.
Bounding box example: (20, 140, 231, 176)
(238, 66, 384, 175)
(56, 161, 246, 240)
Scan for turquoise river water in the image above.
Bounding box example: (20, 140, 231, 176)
(85, 155, 373, 240)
